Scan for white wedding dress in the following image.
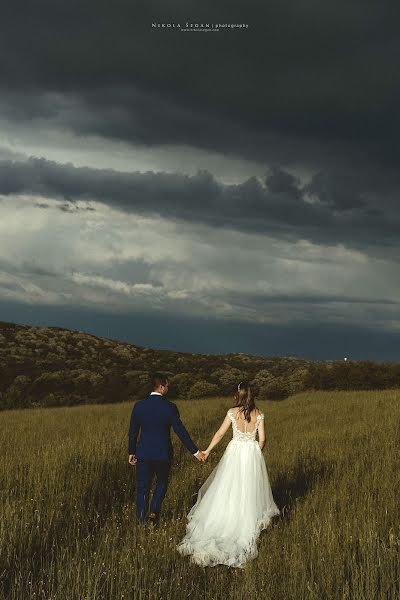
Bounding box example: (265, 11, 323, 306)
(176, 410, 280, 568)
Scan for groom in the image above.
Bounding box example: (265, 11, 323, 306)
(128, 372, 206, 524)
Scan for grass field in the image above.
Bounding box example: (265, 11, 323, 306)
(1, 391, 399, 600)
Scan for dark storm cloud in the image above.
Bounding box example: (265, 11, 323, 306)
(1, 156, 399, 252)
(226, 292, 399, 307)
(0, 86, 356, 169)
(0, 1, 400, 170)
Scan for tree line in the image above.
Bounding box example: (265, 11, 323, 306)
(1, 321, 399, 410)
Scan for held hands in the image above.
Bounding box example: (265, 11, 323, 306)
(196, 450, 208, 462)
(195, 450, 209, 462)
(128, 454, 137, 465)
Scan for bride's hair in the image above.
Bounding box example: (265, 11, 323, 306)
(233, 382, 256, 422)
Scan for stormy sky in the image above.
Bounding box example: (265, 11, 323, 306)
(1, 0, 400, 360)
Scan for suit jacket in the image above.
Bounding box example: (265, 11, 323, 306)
(128, 393, 199, 461)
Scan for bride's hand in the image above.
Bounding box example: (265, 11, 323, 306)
(203, 450, 210, 459)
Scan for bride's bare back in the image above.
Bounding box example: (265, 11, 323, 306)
(228, 407, 262, 434)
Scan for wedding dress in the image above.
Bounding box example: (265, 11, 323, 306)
(176, 410, 280, 568)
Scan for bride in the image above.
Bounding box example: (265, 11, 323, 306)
(177, 381, 280, 568)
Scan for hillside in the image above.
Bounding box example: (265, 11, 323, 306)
(1, 320, 399, 410)
(0, 320, 311, 410)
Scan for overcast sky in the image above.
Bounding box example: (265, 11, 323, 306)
(1, 1, 400, 360)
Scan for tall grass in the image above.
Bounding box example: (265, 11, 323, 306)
(1, 391, 399, 599)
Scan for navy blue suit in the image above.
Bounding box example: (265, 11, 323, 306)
(128, 393, 199, 520)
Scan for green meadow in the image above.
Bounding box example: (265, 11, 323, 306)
(1, 391, 399, 600)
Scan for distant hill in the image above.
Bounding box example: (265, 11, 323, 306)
(0, 320, 399, 410)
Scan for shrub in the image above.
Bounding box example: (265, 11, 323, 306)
(211, 367, 249, 393)
(1, 375, 32, 409)
(169, 373, 194, 399)
(188, 381, 220, 399)
(285, 367, 309, 395)
(251, 369, 276, 397)
(259, 379, 290, 401)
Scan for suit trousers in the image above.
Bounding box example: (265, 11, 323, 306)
(136, 459, 171, 520)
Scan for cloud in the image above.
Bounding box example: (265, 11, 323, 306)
(0, 1, 399, 172)
(1, 156, 400, 254)
(1, 196, 400, 337)
(0, 87, 345, 172)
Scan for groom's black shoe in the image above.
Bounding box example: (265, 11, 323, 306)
(147, 512, 160, 527)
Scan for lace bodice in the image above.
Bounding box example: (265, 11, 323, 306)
(227, 410, 264, 442)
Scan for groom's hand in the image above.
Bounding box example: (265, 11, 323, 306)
(128, 454, 137, 465)
(195, 451, 206, 462)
